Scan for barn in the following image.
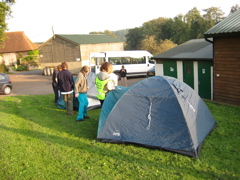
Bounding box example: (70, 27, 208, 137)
(0, 31, 37, 66)
(204, 9, 240, 106)
(38, 34, 124, 74)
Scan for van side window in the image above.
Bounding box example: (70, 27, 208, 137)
(132, 57, 145, 64)
(121, 58, 130, 64)
(109, 57, 121, 65)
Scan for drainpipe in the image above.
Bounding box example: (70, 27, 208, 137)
(204, 36, 214, 101)
(205, 37, 213, 44)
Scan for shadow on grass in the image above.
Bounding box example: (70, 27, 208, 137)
(0, 124, 162, 165)
(0, 95, 100, 140)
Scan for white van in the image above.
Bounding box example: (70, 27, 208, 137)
(89, 50, 154, 77)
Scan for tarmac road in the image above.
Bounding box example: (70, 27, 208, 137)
(3, 70, 145, 96)
(6, 70, 53, 96)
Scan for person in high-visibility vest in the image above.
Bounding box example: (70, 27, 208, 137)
(96, 62, 118, 107)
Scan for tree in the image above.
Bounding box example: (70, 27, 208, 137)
(103, 30, 116, 38)
(142, 17, 168, 39)
(161, 18, 175, 40)
(0, 0, 15, 45)
(125, 6, 229, 50)
(89, 30, 116, 38)
(113, 29, 129, 41)
(203, 7, 225, 25)
(230, 4, 240, 15)
(185, 7, 205, 39)
(1, 0, 15, 3)
(158, 39, 177, 54)
(125, 27, 144, 50)
(140, 35, 160, 55)
(171, 14, 190, 44)
(140, 35, 177, 55)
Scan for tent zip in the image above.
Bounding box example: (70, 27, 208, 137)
(146, 100, 152, 130)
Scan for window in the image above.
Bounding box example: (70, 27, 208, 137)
(109, 57, 121, 64)
(131, 57, 146, 64)
(92, 57, 105, 65)
(186, 66, 191, 74)
(0, 75, 6, 80)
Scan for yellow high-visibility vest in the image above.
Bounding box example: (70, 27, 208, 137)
(95, 77, 112, 100)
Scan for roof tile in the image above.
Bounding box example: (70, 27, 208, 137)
(204, 9, 240, 37)
(57, 34, 123, 44)
(152, 39, 213, 60)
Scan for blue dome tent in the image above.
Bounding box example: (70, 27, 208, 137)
(97, 76, 216, 158)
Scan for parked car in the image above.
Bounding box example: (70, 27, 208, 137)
(0, 73, 12, 95)
(146, 66, 155, 77)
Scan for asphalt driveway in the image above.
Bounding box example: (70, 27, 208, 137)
(6, 70, 53, 96)
(3, 70, 144, 96)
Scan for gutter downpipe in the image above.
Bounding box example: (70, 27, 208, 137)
(204, 36, 214, 101)
(204, 37, 213, 44)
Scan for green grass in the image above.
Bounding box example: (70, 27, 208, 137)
(0, 95, 239, 180)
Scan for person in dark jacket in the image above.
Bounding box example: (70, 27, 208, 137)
(52, 65, 62, 103)
(119, 65, 127, 87)
(57, 62, 74, 115)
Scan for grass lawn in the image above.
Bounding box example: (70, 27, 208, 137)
(0, 94, 239, 180)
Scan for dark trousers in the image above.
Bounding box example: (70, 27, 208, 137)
(100, 100, 104, 107)
(63, 93, 73, 114)
(52, 83, 59, 103)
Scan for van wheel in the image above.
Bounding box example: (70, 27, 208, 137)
(3, 86, 11, 95)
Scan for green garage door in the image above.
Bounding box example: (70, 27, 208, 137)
(198, 61, 211, 99)
(163, 61, 177, 78)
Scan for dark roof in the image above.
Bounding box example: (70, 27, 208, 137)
(56, 34, 123, 44)
(152, 39, 213, 60)
(204, 9, 240, 38)
(0, 31, 37, 53)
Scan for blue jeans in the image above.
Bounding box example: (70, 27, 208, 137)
(76, 93, 88, 120)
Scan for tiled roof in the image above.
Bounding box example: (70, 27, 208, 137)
(204, 9, 240, 38)
(0, 31, 37, 53)
(152, 39, 213, 60)
(56, 34, 123, 44)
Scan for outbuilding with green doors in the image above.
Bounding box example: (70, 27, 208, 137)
(152, 38, 213, 100)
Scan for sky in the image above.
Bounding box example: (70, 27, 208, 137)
(6, 0, 240, 42)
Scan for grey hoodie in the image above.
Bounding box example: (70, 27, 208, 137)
(97, 71, 110, 81)
(97, 71, 116, 93)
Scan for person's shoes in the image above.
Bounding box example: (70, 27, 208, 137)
(67, 112, 75, 115)
(84, 116, 89, 119)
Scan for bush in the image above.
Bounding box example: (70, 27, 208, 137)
(0, 64, 8, 73)
(0, 64, 5, 73)
(16, 64, 27, 71)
